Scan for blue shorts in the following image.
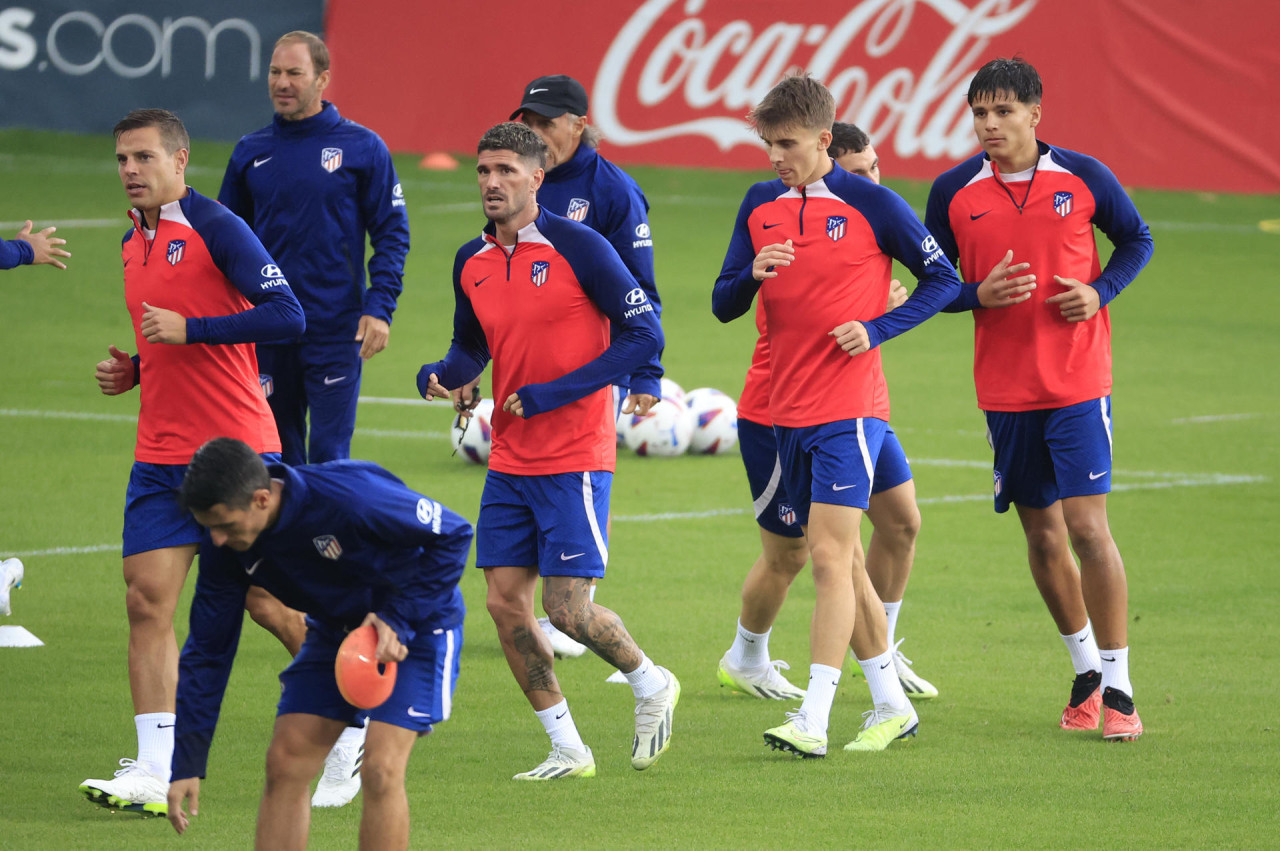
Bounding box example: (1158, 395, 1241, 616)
(775, 418, 888, 525)
(985, 396, 1114, 513)
(740, 418, 912, 536)
(122, 454, 282, 558)
(475, 471, 611, 577)
(738, 417, 804, 538)
(278, 621, 462, 733)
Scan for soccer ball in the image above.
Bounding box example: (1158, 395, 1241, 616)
(683, 387, 739, 455)
(624, 399, 693, 457)
(659, 376, 686, 406)
(450, 398, 494, 464)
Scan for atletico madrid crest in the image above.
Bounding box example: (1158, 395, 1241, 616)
(778, 503, 796, 526)
(313, 535, 343, 560)
(530, 260, 549, 287)
(259, 374, 274, 398)
(1053, 191, 1073, 217)
(166, 239, 186, 266)
(826, 216, 847, 242)
(566, 198, 590, 222)
(321, 147, 343, 173)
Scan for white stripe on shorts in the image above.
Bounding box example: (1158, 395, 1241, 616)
(857, 419, 874, 483)
(753, 455, 784, 519)
(581, 472, 609, 567)
(439, 627, 456, 720)
(1100, 397, 1113, 457)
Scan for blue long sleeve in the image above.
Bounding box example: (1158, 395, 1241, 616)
(0, 237, 34, 270)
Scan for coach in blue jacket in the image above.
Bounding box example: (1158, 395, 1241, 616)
(219, 30, 410, 466)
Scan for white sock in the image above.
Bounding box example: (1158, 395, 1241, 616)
(1100, 646, 1133, 698)
(798, 664, 842, 734)
(135, 712, 175, 782)
(335, 720, 366, 750)
(727, 620, 770, 669)
(859, 649, 910, 709)
(624, 654, 668, 699)
(1061, 620, 1103, 675)
(535, 700, 586, 752)
(883, 601, 902, 648)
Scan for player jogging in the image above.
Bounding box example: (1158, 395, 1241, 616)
(926, 57, 1152, 741)
(418, 121, 678, 780)
(79, 108, 305, 815)
(713, 75, 961, 757)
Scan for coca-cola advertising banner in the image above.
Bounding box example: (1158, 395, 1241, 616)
(327, 0, 1280, 194)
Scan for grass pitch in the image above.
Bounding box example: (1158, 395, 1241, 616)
(0, 129, 1278, 848)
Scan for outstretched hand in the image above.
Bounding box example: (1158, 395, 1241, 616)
(14, 221, 70, 269)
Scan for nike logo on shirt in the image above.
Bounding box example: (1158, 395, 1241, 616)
(254, 156, 273, 168)
(474, 275, 491, 287)
(762, 222, 782, 229)
(245, 558, 264, 576)
(1089, 471, 1108, 480)
(560, 552, 585, 561)
(323, 375, 347, 386)
(970, 210, 991, 220)
(832, 483, 857, 491)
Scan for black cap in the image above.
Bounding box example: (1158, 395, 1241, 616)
(509, 75, 589, 120)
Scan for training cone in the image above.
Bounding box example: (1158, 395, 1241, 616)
(419, 151, 459, 170)
(335, 624, 397, 709)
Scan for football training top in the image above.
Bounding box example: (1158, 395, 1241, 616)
(219, 101, 410, 343)
(418, 207, 662, 476)
(714, 162, 960, 427)
(926, 141, 1153, 412)
(122, 188, 304, 463)
(172, 460, 472, 780)
(0, 237, 34, 269)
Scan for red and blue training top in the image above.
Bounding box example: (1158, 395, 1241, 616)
(418, 207, 662, 476)
(926, 141, 1153, 412)
(122, 188, 305, 464)
(714, 162, 960, 428)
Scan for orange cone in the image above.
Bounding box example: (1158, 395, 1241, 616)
(420, 151, 459, 170)
(335, 624, 398, 709)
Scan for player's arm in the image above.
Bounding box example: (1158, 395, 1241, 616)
(3, 222, 69, 269)
(0, 236, 33, 270)
(854, 190, 962, 351)
(181, 211, 306, 345)
(171, 547, 251, 786)
(215, 141, 255, 227)
(712, 192, 769, 322)
(355, 139, 411, 358)
(1062, 153, 1154, 309)
(346, 467, 474, 643)
(510, 229, 663, 418)
(418, 246, 491, 400)
(603, 187, 664, 401)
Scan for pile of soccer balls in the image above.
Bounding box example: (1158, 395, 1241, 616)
(449, 378, 738, 464)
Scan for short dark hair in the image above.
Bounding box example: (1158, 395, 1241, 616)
(275, 30, 330, 74)
(180, 438, 271, 512)
(113, 108, 190, 155)
(748, 73, 835, 138)
(828, 122, 871, 159)
(477, 121, 547, 170)
(967, 57, 1042, 105)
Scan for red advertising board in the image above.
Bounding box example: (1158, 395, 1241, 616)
(325, 0, 1280, 193)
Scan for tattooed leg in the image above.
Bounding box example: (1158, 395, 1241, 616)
(484, 565, 562, 711)
(543, 575, 643, 673)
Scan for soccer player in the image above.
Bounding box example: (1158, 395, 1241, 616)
(497, 74, 665, 660)
(1, 220, 70, 270)
(166, 438, 470, 850)
(78, 108, 305, 814)
(718, 121, 938, 705)
(417, 121, 678, 779)
(218, 30, 411, 800)
(713, 76, 961, 757)
(926, 57, 1152, 741)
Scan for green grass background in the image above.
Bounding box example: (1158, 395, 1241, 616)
(0, 129, 1278, 848)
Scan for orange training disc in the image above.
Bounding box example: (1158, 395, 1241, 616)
(334, 624, 398, 709)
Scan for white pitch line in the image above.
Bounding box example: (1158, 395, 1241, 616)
(0, 218, 123, 230)
(6, 471, 1265, 555)
(1170, 413, 1263, 425)
(0, 407, 447, 440)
